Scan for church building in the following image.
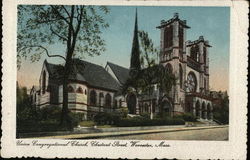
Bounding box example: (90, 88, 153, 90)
(30, 12, 214, 121)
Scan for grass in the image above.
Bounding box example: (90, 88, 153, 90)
(79, 121, 96, 127)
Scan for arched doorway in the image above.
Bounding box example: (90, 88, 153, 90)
(202, 102, 206, 119)
(195, 100, 200, 118)
(165, 63, 173, 74)
(207, 103, 211, 120)
(127, 94, 137, 114)
(186, 102, 192, 113)
(162, 100, 172, 116)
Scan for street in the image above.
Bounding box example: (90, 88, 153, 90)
(102, 126, 229, 141)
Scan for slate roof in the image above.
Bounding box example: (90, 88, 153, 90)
(45, 60, 64, 79)
(45, 59, 121, 91)
(107, 62, 130, 85)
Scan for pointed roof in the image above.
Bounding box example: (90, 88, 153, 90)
(130, 8, 141, 72)
(107, 62, 130, 85)
(44, 59, 121, 91)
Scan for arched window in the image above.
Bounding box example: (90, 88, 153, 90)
(190, 45, 199, 61)
(85, 89, 87, 95)
(165, 63, 173, 74)
(179, 64, 183, 89)
(76, 87, 83, 94)
(114, 100, 117, 109)
(195, 100, 200, 117)
(164, 25, 173, 48)
(119, 99, 122, 107)
(68, 85, 74, 93)
(99, 92, 104, 106)
(90, 90, 96, 106)
(152, 100, 156, 113)
(204, 78, 207, 90)
(187, 72, 197, 92)
(105, 93, 112, 108)
(42, 71, 46, 94)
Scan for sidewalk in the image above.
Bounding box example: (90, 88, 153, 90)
(30, 125, 228, 139)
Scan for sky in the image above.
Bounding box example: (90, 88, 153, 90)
(17, 6, 230, 92)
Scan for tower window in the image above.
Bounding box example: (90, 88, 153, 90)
(164, 25, 173, 48)
(190, 45, 199, 61)
(179, 26, 184, 49)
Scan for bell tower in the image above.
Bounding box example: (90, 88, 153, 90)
(157, 13, 190, 63)
(157, 13, 190, 114)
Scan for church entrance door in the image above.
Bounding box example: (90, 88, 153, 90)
(162, 100, 172, 116)
(127, 94, 136, 114)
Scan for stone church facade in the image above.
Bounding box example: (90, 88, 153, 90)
(30, 12, 213, 121)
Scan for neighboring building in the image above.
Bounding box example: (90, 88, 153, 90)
(31, 12, 216, 121)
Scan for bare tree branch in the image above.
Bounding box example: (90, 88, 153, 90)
(61, 5, 71, 18)
(50, 26, 68, 41)
(18, 45, 66, 61)
(50, 5, 70, 25)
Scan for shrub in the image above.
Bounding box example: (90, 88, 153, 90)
(119, 107, 128, 118)
(69, 112, 85, 127)
(174, 113, 197, 122)
(140, 113, 150, 119)
(94, 112, 121, 125)
(36, 106, 61, 121)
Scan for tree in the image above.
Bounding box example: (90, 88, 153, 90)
(138, 31, 176, 118)
(138, 30, 158, 119)
(16, 85, 30, 116)
(122, 30, 176, 118)
(213, 93, 229, 124)
(17, 5, 110, 128)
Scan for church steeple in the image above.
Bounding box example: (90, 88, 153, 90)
(130, 8, 141, 74)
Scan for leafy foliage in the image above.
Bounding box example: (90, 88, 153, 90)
(17, 5, 110, 126)
(174, 113, 197, 122)
(213, 95, 229, 124)
(16, 105, 86, 135)
(16, 85, 31, 115)
(94, 112, 121, 125)
(17, 5, 110, 68)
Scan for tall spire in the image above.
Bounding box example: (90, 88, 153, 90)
(130, 8, 141, 74)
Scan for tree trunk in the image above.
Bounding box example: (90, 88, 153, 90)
(60, 62, 71, 129)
